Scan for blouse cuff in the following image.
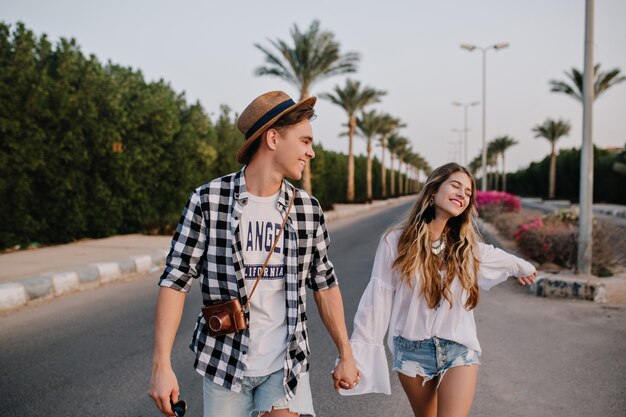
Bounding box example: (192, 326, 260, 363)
(338, 340, 391, 396)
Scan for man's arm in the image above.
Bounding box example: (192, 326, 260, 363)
(313, 286, 360, 390)
(149, 287, 186, 416)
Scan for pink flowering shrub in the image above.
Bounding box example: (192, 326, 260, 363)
(513, 217, 552, 263)
(513, 216, 577, 267)
(474, 191, 521, 220)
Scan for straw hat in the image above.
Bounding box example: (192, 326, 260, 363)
(236, 91, 317, 163)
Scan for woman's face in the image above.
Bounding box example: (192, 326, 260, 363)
(432, 171, 473, 220)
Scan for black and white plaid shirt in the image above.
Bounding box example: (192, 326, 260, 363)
(159, 168, 338, 399)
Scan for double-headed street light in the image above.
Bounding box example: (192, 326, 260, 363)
(452, 101, 480, 166)
(461, 42, 509, 190)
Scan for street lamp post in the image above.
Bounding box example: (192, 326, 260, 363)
(452, 101, 480, 166)
(450, 128, 463, 163)
(461, 42, 509, 190)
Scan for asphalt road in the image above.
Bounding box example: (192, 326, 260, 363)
(1, 200, 625, 417)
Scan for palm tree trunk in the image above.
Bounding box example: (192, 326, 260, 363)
(381, 138, 387, 197)
(403, 163, 408, 194)
(502, 152, 506, 193)
(366, 139, 372, 201)
(303, 162, 312, 193)
(390, 155, 395, 196)
(549, 145, 557, 199)
(300, 89, 312, 193)
(347, 116, 356, 202)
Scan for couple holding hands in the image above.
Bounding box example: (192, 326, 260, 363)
(149, 91, 536, 417)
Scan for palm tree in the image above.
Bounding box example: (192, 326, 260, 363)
(321, 79, 385, 202)
(356, 110, 385, 201)
(486, 143, 499, 190)
(388, 135, 409, 196)
(532, 118, 571, 199)
(375, 114, 404, 198)
(254, 20, 359, 193)
(489, 135, 518, 192)
(550, 64, 626, 102)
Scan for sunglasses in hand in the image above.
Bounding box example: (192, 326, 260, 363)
(170, 399, 187, 417)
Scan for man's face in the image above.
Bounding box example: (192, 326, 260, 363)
(273, 120, 315, 180)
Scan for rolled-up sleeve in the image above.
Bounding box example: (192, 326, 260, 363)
(477, 243, 536, 290)
(306, 211, 338, 291)
(159, 190, 207, 293)
(340, 233, 397, 396)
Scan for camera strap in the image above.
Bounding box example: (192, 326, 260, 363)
(245, 187, 296, 309)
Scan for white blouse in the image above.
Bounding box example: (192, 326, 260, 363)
(341, 228, 536, 396)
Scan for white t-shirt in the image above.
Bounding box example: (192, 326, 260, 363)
(240, 192, 288, 376)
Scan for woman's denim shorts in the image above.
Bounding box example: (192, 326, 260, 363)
(392, 335, 480, 387)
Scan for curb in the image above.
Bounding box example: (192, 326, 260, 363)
(529, 274, 606, 303)
(0, 195, 416, 313)
(0, 250, 169, 312)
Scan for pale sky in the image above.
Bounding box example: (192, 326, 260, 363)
(2, 0, 625, 172)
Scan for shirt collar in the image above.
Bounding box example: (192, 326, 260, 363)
(233, 166, 295, 210)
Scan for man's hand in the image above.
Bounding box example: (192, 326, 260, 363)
(332, 356, 360, 390)
(149, 364, 179, 416)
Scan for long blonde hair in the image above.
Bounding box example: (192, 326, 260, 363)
(392, 163, 481, 310)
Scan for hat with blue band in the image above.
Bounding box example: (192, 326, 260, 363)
(236, 91, 317, 163)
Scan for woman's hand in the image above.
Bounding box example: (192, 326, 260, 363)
(331, 357, 360, 390)
(517, 271, 537, 286)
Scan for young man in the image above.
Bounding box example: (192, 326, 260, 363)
(149, 91, 359, 417)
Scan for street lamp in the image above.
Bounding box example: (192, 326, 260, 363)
(450, 128, 463, 163)
(452, 101, 480, 166)
(461, 42, 509, 190)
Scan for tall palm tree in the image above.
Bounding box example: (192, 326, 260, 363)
(549, 64, 625, 102)
(486, 143, 499, 190)
(356, 110, 384, 201)
(490, 135, 518, 192)
(388, 135, 409, 196)
(532, 118, 571, 199)
(375, 114, 404, 198)
(321, 79, 385, 202)
(255, 20, 359, 193)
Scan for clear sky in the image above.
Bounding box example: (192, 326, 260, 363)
(2, 0, 625, 172)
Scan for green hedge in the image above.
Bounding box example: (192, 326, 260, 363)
(0, 22, 413, 249)
(506, 146, 626, 204)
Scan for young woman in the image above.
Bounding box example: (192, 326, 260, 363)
(336, 163, 536, 417)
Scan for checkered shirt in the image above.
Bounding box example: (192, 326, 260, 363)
(159, 168, 338, 399)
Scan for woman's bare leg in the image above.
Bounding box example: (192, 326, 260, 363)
(436, 365, 478, 417)
(398, 373, 438, 417)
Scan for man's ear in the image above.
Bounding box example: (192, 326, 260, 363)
(264, 128, 279, 151)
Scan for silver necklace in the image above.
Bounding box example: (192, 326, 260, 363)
(431, 236, 446, 255)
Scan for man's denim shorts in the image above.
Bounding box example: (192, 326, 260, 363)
(203, 368, 315, 417)
(392, 335, 480, 387)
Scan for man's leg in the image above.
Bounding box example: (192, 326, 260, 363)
(203, 377, 253, 417)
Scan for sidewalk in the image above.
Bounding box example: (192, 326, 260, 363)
(0, 196, 415, 312)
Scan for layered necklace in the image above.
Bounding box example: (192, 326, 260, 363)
(431, 235, 448, 310)
(431, 235, 446, 256)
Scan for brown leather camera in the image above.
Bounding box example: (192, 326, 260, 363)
(202, 299, 248, 337)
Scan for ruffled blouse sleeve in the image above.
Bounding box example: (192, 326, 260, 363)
(477, 242, 536, 290)
(340, 231, 399, 396)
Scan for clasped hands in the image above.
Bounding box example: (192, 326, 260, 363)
(331, 357, 360, 391)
